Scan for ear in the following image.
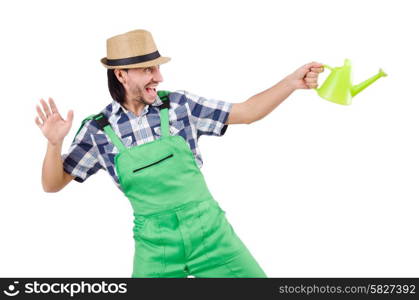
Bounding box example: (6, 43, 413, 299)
(114, 69, 128, 84)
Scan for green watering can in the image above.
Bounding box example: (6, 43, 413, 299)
(316, 59, 387, 105)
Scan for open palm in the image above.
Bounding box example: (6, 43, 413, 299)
(35, 98, 74, 145)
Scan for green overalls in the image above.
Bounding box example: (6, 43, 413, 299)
(86, 91, 266, 278)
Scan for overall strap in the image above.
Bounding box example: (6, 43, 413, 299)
(92, 113, 127, 153)
(73, 114, 96, 143)
(157, 90, 171, 138)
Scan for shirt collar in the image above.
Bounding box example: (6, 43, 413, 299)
(111, 96, 163, 117)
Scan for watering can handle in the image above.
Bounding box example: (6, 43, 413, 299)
(323, 64, 333, 71)
(314, 64, 333, 91)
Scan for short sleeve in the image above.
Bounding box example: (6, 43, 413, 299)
(181, 90, 233, 138)
(61, 121, 103, 183)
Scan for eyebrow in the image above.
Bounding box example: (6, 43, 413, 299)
(143, 66, 160, 72)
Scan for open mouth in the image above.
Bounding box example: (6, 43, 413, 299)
(145, 87, 157, 98)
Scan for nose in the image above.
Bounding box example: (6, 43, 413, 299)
(153, 68, 164, 83)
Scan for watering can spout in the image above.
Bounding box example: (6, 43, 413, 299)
(351, 68, 388, 97)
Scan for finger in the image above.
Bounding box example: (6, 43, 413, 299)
(66, 110, 74, 124)
(305, 71, 318, 78)
(48, 97, 60, 115)
(36, 105, 47, 122)
(302, 62, 323, 74)
(304, 77, 318, 83)
(40, 98, 52, 117)
(310, 67, 324, 73)
(305, 61, 323, 69)
(35, 116, 43, 128)
(307, 83, 318, 89)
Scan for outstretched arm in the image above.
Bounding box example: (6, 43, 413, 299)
(227, 62, 323, 124)
(35, 98, 75, 192)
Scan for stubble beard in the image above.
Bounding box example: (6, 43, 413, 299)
(134, 86, 154, 106)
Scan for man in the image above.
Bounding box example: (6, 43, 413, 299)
(35, 29, 323, 277)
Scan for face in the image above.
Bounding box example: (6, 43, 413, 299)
(115, 65, 163, 105)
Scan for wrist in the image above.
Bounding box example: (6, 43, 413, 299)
(47, 140, 64, 148)
(281, 76, 298, 92)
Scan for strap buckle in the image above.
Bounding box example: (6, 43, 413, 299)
(157, 100, 170, 110)
(94, 113, 110, 130)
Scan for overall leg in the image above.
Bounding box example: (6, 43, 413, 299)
(132, 213, 188, 278)
(192, 248, 267, 278)
(185, 202, 267, 278)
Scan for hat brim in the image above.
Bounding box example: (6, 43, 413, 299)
(100, 56, 171, 69)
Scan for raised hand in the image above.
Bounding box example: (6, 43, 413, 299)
(35, 98, 74, 145)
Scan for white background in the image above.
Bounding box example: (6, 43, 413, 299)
(0, 0, 418, 277)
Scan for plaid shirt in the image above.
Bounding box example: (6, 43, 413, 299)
(62, 90, 233, 189)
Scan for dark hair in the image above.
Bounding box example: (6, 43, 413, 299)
(107, 69, 128, 104)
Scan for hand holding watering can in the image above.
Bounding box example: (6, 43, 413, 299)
(288, 59, 387, 105)
(285, 61, 325, 90)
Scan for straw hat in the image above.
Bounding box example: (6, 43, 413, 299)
(101, 29, 171, 69)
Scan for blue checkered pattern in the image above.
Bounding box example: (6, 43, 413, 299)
(62, 90, 233, 189)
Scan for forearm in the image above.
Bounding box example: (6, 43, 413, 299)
(41, 141, 69, 192)
(244, 77, 296, 123)
(230, 62, 323, 125)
